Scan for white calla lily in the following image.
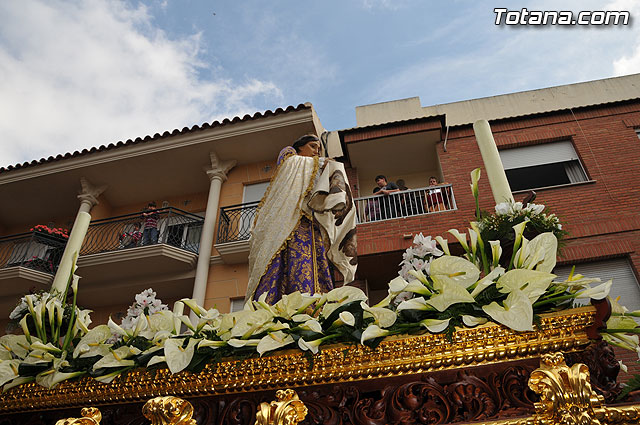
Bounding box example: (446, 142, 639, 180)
(489, 240, 502, 268)
(360, 325, 390, 344)
(419, 318, 451, 333)
(403, 279, 432, 296)
(470, 267, 505, 298)
(497, 269, 555, 303)
(388, 276, 410, 293)
(468, 228, 478, 258)
(227, 338, 260, 348)
(0, 335, 31, 360)
(396, 297, 431, 312)
(180, 298, 204, 317)
(36, 369, 84, 389)
(462, 315, 488, 327)
(361, 302, 397, 328)
(519, 233, 557, 272)
(164, 338, 200, 374)
(333, 311, 355, 327)
(447, 229, 469, 252)
(19, 315, 32, 344)
(73, 325, 112, 358)
(482, 290, 533, 332)
(257, 331, 294, 356)
(427, 276, 476, 311)
(147, 355, 167, 367)
(273, 292, 320, 318)
(435, 236, 450, 256)
(0, 360, 20, 386)
(92, 346, 140, 370)
(30, 341, 62, 354)
(3, 376, 34, 392)
(292, 313, 313, 322)
(298, 319, 323, 333)
(577, 279, 613, 300)
(321, 286, 368, 304)
(430, 256, 480, 288)
(94, 369, 127, 384)
(198, 339, 227, 349)
(298, 337, 324, 354)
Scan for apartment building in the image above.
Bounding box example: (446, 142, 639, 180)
(1, 75, 640, 338)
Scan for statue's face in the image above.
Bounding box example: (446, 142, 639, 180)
(298, 141, 320, 157)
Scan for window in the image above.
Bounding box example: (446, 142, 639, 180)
(635, 129, 640, 140)
(230, 298, 245, 313)
(243, 182, 270, 204)
(554, 258, 640, 311)
(499, 141, 588, 191)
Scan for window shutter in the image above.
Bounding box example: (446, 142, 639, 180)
(500, 141, 579, 170)
(554, 258, 640, 311)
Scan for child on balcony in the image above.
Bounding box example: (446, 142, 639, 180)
(120, 222, 142, 249)
(141, 202, 159, 245)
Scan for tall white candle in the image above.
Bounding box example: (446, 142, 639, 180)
(473, 120, 515, 205)
(51, 211, 92, 293)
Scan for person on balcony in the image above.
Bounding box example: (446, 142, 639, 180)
(246, 134, 357, 304)
(373, 175, 400, 219)
(425, 176, 448, 212)
(141, 202, 159, 245)
(119, 222, 142, 249)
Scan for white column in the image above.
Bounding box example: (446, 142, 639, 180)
(473, 119, 515, 205)
(51, 178, 107, 293)
(190, 152, 236, 312)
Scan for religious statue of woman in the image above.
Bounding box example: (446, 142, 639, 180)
(245, 134, 357, 304)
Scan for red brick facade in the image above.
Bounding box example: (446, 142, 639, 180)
(352, 100, 640, 279)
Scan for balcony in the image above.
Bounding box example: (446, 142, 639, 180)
(76, 208, 203, 306)
(354, 184, 456, 224)
(214, 201, 258, 264)
(0, 231, 66, 312)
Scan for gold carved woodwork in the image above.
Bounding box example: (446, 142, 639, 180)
(54, 407, 102, 425)
(142, 396, 198, 425)
(464, 352, 640, 425)
(0, 307, 596, 412)
(254, 389, 308, 425)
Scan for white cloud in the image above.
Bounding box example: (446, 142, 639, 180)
(0, 0, 282, 167)
(610, 0, 640, 75)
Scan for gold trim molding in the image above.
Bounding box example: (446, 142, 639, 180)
(0, 306, 595, 413)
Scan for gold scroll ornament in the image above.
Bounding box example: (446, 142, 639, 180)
(142, 396, 198, 425)
(474, 352, 640, 425)
(254, 389, 308, 425)
(54, 407, 101, 425)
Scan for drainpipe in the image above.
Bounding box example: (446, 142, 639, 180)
(51, 178, 107, 293)
(190, 152, 236, 317)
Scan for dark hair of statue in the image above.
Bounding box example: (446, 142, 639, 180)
(292, 134, 320, 153)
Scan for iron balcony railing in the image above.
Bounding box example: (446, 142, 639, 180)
(82, 207, 204, 256)
(0, 231, 67, 274)
(355, 183, 457, 224)
(216, 201, 259, 244)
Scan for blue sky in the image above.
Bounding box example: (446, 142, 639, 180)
(0, 0, 638, 167)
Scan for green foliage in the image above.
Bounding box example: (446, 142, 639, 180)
(618, 374, 640, 400)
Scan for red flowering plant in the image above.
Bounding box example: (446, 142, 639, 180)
(30, 224, 69, 239)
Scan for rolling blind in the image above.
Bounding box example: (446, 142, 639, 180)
(554, 258, 640, 311)
(499, 141, 579, 170)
